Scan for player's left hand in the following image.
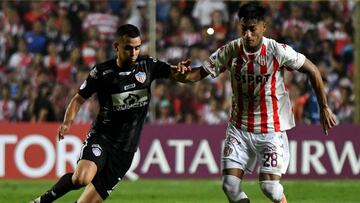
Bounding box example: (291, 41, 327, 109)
(319, 106, 337, 136)
(57, 122, 70, 141)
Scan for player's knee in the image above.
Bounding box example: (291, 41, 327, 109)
(72, 171, 93, 186)
(260, 180, 283, 202)
(222, 175, 238, 197)
(72, 162, 97, 186)
(222, 175, 249, 203)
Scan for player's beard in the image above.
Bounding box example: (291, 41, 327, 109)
(130, 56, 137, 63)
(124, 58, 135, 67)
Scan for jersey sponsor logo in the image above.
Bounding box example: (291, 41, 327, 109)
(135, 72, 146, 83)
(112, 89, 148, 111)
(91, 144, 102, 157)
(235, 73, 271, 84)
(124, 83, 136, 90)
(80, 80, 87, 90)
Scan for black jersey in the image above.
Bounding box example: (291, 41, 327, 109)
(78, 56, 172, 152)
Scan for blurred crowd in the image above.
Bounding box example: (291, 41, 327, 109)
(0, 0, 356, 125)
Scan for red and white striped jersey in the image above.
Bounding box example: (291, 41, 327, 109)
(203, 37, 306, 133)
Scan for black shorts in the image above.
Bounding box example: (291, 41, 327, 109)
(79, 135, 135, 200)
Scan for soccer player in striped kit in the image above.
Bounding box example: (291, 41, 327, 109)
(177, 3, 337, 203)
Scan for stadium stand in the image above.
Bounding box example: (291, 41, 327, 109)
(0, 0, 355, 124)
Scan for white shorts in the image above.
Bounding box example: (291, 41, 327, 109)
(222, 123, 290, 176)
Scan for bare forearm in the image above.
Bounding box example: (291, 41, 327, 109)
(299, 59, 328, 108)
(170, 66, 208, 83)
(299, 59, 336, 135)
(63, 94, 85, 125)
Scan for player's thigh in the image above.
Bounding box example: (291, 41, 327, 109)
(91, 150, 135, 200)
(222, 123, 257, 174)
(78, 136, 108, 173)
(256, 131, 289, 178)
(75, 135, 109, 183)
(73, 159, 98, 185)
(77, 183, 103, 203)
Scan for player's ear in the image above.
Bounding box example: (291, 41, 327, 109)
(262, 21, 267, 32)
(113, 42, 118, 51)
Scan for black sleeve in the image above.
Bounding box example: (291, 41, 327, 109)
(148, 57, 172, 81)
(78, 66, 99, 99)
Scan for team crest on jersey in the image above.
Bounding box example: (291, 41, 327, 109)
(135, 72, 146, 83)
(91, 144, 102, 157)
(223, 146, 233, 157)
(258, 55, 267, 66)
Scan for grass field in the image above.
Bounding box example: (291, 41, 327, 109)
(1, 179, 359, 203)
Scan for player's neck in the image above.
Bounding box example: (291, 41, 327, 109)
(244, 38, 263, 53)
(116, 58, 122, 68)
(116, 58, 132, 69)
(244, 44, 261, 53)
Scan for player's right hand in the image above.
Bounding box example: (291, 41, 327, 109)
(57, 123, 70, 141)
(176, 59, 192, 74)
(319, 106, 337, 136)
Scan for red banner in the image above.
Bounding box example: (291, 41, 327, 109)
(0, 123, 359, 180)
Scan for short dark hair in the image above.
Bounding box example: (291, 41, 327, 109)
(117, 24, 140, 38)
(237, 3, 267, 22)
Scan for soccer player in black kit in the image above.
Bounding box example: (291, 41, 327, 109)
(30, 24, 191, 203)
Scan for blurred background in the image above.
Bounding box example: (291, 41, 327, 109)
(0, 0, 357, 125)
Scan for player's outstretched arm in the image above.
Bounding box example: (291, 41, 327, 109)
(298, 58, 337, 135)
(170, 59, 209, 83)
(58, 93, 86, 140)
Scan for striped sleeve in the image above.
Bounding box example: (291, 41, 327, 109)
(274, 41, 306, 70)
(202, 40, 238, 77)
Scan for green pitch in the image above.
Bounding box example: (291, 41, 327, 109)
(1, 179, 359, 203)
